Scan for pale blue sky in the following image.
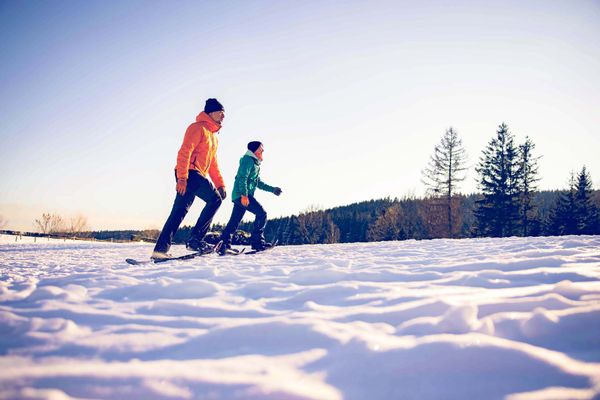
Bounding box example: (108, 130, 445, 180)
(1, 0, 599, 231)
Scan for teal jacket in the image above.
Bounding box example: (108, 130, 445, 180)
(231, 151, 276, 200)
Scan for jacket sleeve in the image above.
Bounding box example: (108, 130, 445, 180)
(175, 125, 200, 180)
(257, 178, 276, 193)
(208, 155, 225, 189)
(234, 157, 253, 198)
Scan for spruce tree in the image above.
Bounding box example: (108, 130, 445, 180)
(574, 166, 600, 234)
(422, 127, 468, 237)
(475, 123, 520, 237)
(549, 173, 578, 235)
(516, 137, 541, 236)
(285, 216, 305, 245)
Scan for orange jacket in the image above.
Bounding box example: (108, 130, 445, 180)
(175, 112, 225, 189)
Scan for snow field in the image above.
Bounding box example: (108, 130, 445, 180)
(1, 235, 600, 399)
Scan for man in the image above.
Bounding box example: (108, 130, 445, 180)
(219, 141, 282, 255)
(152, 98, 227, 260)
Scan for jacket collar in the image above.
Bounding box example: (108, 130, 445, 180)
(195, 111, 221, 133)
(245, 150, 261, 165)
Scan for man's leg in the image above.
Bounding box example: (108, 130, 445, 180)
(246, 196, 268, 246)
(188, 175, 222, 242)
(153, 173, 199, 253)
(220, 201, 247, 246)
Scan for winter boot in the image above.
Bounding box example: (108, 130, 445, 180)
(218, 241, 233, 255)
(151, 251, 172, 261)
(251, 238, 273, 252)
(186, 237, 213, 253)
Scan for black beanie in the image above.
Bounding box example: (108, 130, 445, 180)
(204, 98, 224, 114)
(247, 141, 262, 153)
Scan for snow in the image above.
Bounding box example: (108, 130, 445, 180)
(1, 234, 600, 399)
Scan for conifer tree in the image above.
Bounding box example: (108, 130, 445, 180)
(549, 173, 578, 235)
(475, 123, 520, 237)
(285, 215, 305, 245)
(574, 166, 600, 234)
(516, 137, 541, 236)
(422, 127, 468, 237)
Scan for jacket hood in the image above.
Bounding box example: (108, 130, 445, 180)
(196, 111, 221, 132)
(245, 150, 261, 165)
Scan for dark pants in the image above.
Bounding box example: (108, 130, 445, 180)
(220, 196, 267, 245)
(154, 170, 222, 253)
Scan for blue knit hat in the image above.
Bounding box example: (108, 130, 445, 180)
(247, 141, 262, 152)
(204, 98, 224, 113)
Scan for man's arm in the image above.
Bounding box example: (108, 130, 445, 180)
(175, 125, 200, 181)
(208, 155, 225, 191)
(174, 125, 202, 195)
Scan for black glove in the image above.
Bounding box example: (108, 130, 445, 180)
(273, 187, 282, 196)
(217, 187, 227, 200)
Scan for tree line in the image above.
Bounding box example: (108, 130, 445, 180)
(243, 191, 598, 246)
(25, 123, 599, 245)
(246, 122, 599, 244)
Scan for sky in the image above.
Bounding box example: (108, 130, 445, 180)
(1, 0, 599, 232)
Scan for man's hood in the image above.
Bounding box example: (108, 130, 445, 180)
(196, 111, 221, 133)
